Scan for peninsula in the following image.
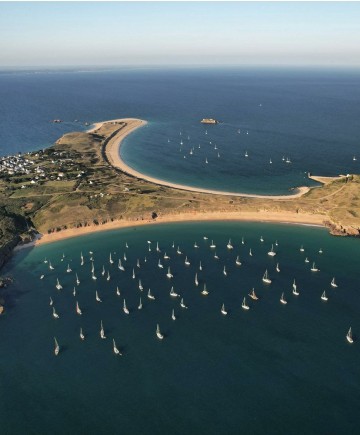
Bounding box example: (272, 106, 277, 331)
(1, 117, 360, 269)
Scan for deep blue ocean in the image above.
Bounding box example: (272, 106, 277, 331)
(1, 68, 360, 434)
(1, 68, 360, 194)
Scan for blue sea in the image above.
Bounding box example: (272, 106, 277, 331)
(2, 221, 360, 434)
(1, 68, 360, 434)
(1, 67, 360, 194)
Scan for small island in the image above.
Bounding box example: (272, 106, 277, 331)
(200, 118, 219, 124)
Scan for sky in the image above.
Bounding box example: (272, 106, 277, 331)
(1, 1, 360, 68)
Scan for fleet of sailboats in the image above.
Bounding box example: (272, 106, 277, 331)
(43, 234, 354, 356)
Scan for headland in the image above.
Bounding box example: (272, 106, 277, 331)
(1, 117, 360, 270)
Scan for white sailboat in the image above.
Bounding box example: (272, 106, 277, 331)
(267, 244, 276, 256)
(123, 253, 127, 261)
(194, 242, 199, 248)
(80, 328, 85, 340)
(95, 290, 102, 302)
(292, 279, 299, 295)
(260, 236, 264, 242)
(227, 239, 233, 249)
(249, 248, 253, 257)
(223, 266, 227, 276)
(164, 252, 170, 259)
(106, 271, 110, 281)
(176, 246, 182, 255)
(156, 324, 164, 340)
(116, 286, 121, 296)
(49, 297, 53, 306)
(241, 237, 245, 245)
(276, 263, 280, 272)
(136, 259, 140, 268)
(201, 283, 209, 295)
(184, 256, 190, 266)
(138, 279, 143, 291)
(249, 289, 258, 300)
(80, 252, 84, 266)
(166, 267, 173, 278)
(300, 245, 305, 252)
(113, 339, 122, 355)
(210, 240, 216, 248)
(132, 268, 135, 279)
(109, 253, 114, 264)
(118, 259, 125, 271)
(54, 337, 60, 356)
(305, 257, 309, 263)
(214, 252, 219, 259)
(170, 286, 180, 297)
(123, 299, 129, 314)
(331, 277, 338, 288)
(195, 273, 199, 286)
(55, 278, 62, 290)
(158, 259, 164, 269)
(101, 265, 105, 276)
(66, 264, 72, 273)
(321, 291, 328, 301)
(221, 303, 227, 315)
(147, 289, 155, 300)
(311, 262, 319, 272)
(91, 271, 97, 281)
(180, 298, 188, 308)
(100, 320, 106, 339)
(76, 301, 82, 315)
(242, 297, 250, 310)
(346, 327, 354, 344)
(156, 242, 160, 252)
(199, 261, 203, 271)
(280, 292, 287, 305)
(319, 248, 323, 254)
(262, 269, 271, 284)
(76, 273, 80, 285)
(73, 287, 76, 296)
(52, 307, 59, 319)
(49, 261, 54, 270)
(171, 309, 176, 320)
(138, 297, 142, 310)
(40, 274, 44, 280)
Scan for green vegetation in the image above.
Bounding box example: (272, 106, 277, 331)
(0, 120, 359, 272)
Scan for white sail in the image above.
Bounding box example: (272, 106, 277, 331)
(262, 269, 271, 284)
(346, 327, 353, 344)
(242, 297, 250, 310)
(123, 299, 129, 314)
(156, 323, 164, 340)
(113, 339, 122, 355)
(54, 337, 60, 355)
(100, 321, 106, 339)
(221, 303, 227, 315)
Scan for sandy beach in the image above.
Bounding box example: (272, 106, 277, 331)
(16, 210, 325, 249)
(14, 117, 328, 250)
(103, 118, 311, 200)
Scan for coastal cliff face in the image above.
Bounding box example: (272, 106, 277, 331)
(0, 207, 30, 269)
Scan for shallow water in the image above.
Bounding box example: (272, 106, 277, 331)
(1, 221, 360, 434)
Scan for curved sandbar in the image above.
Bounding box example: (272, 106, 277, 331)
(101, 118, 310, 199)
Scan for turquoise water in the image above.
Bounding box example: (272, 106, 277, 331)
(1, 68, 360, 194)
(1, 221, 360, 434)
